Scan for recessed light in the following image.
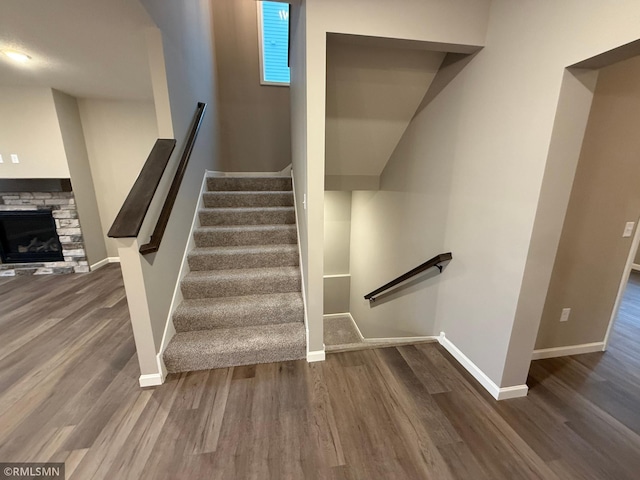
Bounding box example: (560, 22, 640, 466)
(3, 50, 31, 63)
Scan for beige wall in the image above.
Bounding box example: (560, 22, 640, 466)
(0, 87, 70, 178)
(212, 0, 291, 172)
(79, 99, 158, 257)
(324, 190, 351, 314)
(325, 38, 444, 181)
(535, 55, 640, 350)
(51, 90, 107, 267)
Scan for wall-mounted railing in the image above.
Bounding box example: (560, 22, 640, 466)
(108, 102, 206, 255)
(364, 252, 452, 301)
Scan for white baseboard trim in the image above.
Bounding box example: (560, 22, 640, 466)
(90, 256, 120, 271)
(307, 349, 326, 362)
(206, 165, 291, 178)
(139, 373, 163, 388)
(364, 335, 439, 344)
(531, 341, 605, 360)
(438, 332, 528, 401)
(632, 263, 640, 271)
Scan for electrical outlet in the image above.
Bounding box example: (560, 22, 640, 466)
(10, 154, 19, 164)
(623, 221, 635, 238)
(560, 308, 571, 322)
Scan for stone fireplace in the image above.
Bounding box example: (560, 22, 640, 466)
(0, 179, 89, 275)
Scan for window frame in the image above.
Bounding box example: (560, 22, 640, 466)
(257, 1, 290, 87)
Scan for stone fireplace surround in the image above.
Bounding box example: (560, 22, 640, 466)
(0, 179, 89, 275)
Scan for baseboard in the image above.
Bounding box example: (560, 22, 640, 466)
(438, 332, 528, 401)
(206, 166, 291, 177)
(531, 341, 605, 360)
(364, 335, 439, 344)
(307, 349, 326, 362)
(90, 256, 120, 271)
(139, 373, 163, 388)
(632, 263, 640, 271)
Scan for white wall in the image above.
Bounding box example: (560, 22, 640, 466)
(295, 0, 492, 361)
(323, 190, 351, 314)
(0, 87, 70, 178)
(325, 38, 444, 181)
(79, 99, 158, 257)
(52, 90, 108, 267)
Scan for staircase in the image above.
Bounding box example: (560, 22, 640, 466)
(163, 175, 307, 373)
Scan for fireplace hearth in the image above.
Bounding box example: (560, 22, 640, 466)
(0, 211, 64, 263)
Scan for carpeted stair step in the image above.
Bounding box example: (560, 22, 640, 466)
(181, 266, 301, 299)
(207, 176, 292, 192)
(199, 206, 295, 226)
(203, 191, 293, 208)
(194, 224, 296, 248)
(188, 244, 299, 271)
(173, 292, 304, 331)
(164, 322, 306, 373)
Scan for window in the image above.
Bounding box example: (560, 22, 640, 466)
(257, 1, 290, 86)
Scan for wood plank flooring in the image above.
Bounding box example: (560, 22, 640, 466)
(1, 264, 639, 479)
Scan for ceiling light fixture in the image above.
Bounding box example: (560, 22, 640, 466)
(3, 50, 31, 63)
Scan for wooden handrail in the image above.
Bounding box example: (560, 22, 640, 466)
(139, 102, 207, 255)
(107, 139, 177, 238)
(364, 252, 452, 301)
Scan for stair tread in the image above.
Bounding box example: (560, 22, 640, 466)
(168, 323, 305, 352)
(200, 206, 294, 212)
(174, 293, 303, 331)
(185, 266, 300, 280)
(189, 244, 298, 255)
(195, 224, 295, 232)
(164, 323, 306, 372)
(176, 292, 303, 313)
(204, 190, 293, 195)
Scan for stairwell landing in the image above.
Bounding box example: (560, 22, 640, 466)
(163, 175, 306, 373)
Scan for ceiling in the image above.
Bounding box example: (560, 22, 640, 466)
(0, 0, 155, 100)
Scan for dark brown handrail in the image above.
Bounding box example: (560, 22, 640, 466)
(364, 252, 452, 301)
(107, 139, 177, 238)
(139, 102, 207, 255)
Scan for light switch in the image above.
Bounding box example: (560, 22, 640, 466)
(623, 221, 635, 238)
(10, 154, 19, 164)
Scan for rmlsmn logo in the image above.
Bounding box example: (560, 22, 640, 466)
(1, 463, 65, 480)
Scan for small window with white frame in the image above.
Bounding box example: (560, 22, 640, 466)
(257, 1, 290, 86)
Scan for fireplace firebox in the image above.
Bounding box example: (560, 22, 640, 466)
(0, 211, 64, 263)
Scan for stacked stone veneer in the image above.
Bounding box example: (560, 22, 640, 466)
(0, 191, 89, 275)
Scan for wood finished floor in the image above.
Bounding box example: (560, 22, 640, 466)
(1, 264, 639, 479)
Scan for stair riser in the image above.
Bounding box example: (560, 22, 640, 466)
(207, 177, 292, 192)
(173, 303, 303, 331)
(181, 275, 301, 299)
(164, 346, 306, 373)
(199, 209, 295, 226)
(194, 229, 296, 247)
(188, 251, 299, 271)
(203, 192, 293, 208)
